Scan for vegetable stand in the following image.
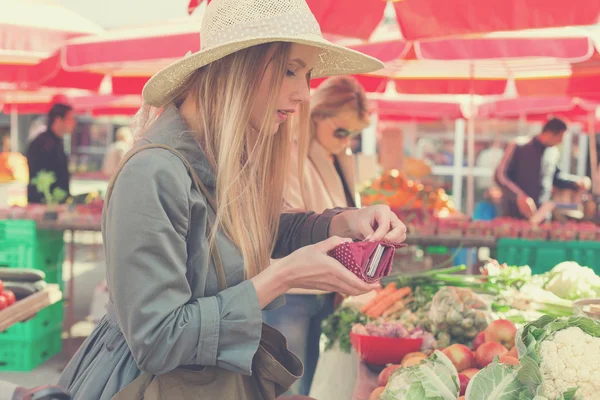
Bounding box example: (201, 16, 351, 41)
(312, 259, 600, 400)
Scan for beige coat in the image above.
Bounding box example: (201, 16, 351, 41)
(284, 140, 357, 295)
(285, 140, 357, 213)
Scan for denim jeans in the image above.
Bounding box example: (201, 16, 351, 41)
(262, 293, 336, 396)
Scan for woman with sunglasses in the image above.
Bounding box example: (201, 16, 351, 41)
(263, 75, 371, 396)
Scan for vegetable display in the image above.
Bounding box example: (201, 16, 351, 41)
(325, 257, 600, 399)
(378, 315, 600, 399)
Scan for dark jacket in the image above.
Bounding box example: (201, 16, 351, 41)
(494, 137, 579, 218)
(26, 130, 70, 204)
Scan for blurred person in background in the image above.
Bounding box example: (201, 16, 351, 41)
(26, 102, 76, 204)
(494, 118, 590, 219)
(102, 126, 133, 177)
(27, 116, 47, 144)
(263, 75, 370, 396)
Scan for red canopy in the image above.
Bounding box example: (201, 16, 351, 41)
(31, 23, 598, 97)
(478, 97, 600, 122)
(375, 99, 465, 122)
(191, 0, 600, 41)
(1, 91, 142, 116)
(0, 1, 103, 89)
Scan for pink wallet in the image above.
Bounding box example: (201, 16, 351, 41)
(328, 241, 406, 283)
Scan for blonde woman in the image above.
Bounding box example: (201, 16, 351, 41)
(264, 75, 370, 396)
(57, 1, 406, 398)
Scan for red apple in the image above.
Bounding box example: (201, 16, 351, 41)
(473, 331, 486, 351)
(442, 344, 475, 372)
(401, 352, 426, 364)
(484, 319, 517, 349)
(378, 364, 401, 386)
(402, 356, 426, 367)
(458, 374, 470, 396)
(369, 386, 386, 400)
(475, 342, 509, 368)
(462, 368, 480, 379)
(498, 356, 520, 366)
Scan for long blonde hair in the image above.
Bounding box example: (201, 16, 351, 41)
(164, 42, 310, 278)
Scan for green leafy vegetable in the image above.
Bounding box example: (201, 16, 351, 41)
(30, 170, 69, 207)
(465, 359, 523, 400)
(542, 262, 600, 300)
(381, 350, 459, 400)
(321, 306, 369, 353)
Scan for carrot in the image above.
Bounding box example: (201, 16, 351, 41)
(361, 283, 397, 314)
(382, 299, 407, 318)
(367, 287, 412, 318)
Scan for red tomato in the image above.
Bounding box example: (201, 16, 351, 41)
(0, 279, 3, 293)
(0, 295, 7, 310)
(2, 290, 15, 306)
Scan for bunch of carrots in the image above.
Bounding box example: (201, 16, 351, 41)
(360, 283, 412, 318)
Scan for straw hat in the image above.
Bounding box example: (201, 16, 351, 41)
(142, 0, 384, 107)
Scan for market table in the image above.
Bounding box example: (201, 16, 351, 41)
(405, 234, 497, 249)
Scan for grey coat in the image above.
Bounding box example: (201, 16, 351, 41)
(57, 105, 345, 400)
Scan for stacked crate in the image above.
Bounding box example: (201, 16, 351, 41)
(0, 219, 64, 371)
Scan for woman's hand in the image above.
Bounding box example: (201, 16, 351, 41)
(329, 205, 407, 243)
(251, 236, 380, 308)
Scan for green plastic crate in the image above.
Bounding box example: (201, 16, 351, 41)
(497, 239, 572, 275)
(0, 220, 64, 273)
(425, 246, 449, 255)
(567, 242, 600, 274)
(0, 301, 63, 341)
(0, 327, 62, 371)
(0, 220, 60, 242)
(0, 238, 64, 270)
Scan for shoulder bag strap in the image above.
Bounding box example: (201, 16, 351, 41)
(105, 143, 227, 292)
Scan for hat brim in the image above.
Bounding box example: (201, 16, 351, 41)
(142, 36, 384, 108)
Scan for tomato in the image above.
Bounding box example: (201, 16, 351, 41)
(0, 279, 3, 293)
(0, 295, 7, 310)
(2, 290, 15, 306)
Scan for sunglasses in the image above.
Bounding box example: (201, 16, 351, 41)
(329, 118, 362, 139)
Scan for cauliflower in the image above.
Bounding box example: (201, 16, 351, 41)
(544, 262, 600, 300)
(538, 327, 600, 399)
(516, 316, 600, 400)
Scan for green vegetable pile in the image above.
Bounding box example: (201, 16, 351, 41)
(321, 306, 369, 353)
(381, 350, 460, 400)
(428, 286, 490, 347)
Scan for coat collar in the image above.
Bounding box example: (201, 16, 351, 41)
(308, 140, 355, 207)
(139, 104, 216, 189)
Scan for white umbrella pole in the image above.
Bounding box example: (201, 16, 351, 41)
(589, 112, 599, 195)
(466, 64, 476, 216)
(10, 106, 18, 153)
